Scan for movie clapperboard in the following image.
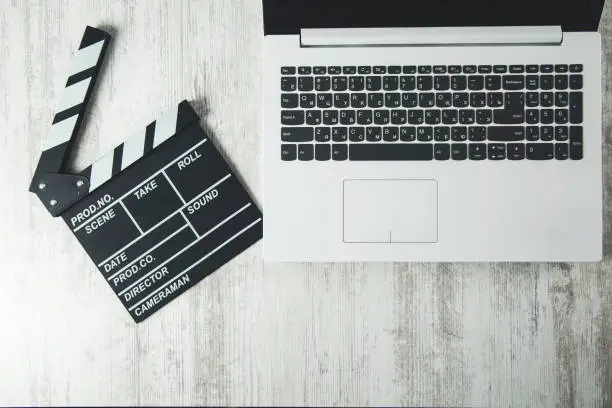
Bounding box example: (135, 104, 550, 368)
(29, 26, 263, 322)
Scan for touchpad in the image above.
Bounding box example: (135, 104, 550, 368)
(343, 179, 438, 243)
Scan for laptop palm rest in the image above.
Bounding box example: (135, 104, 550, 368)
(343, 179, 438, 243)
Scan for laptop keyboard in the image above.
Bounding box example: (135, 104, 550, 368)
(279, 64, 584, 161)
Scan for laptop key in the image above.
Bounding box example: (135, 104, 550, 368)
(527, 143, 554, 160)
(383, 76, 399, 91)
(451, 144, 467, 160)
(383, 127, 399, 141)
(569, 64, 583, 73)
(469, 144, 486, 160)
(316, 93, 332, 108)
(350, 93, 367, 108)
(570, 74, 583, 90)
(400, 126, 417, 142)
(468, 75, 484, 90)
(332, 144, 348, 161)
(332, 76, 348, 91)
(448, 65, 462, 74)
(541, 65, 553, 73)
(425, 110, 441, 125)
(463, 65, 477, 74)
(507, 143, 525, 160)
(526, 109, 539, 124)
(555, 75, 568, 90)
(436, 92, 452, 108)
(555, 64, 569, 73)
(373, 66, 386, 74)
(313, 66, 326, 75)
(526, 92, 539, 107)
(493, 92, 524, 124)
(459, 109, 475, 125)
(540, 126, 553, 141)
(526, 65, 539, 73)
(434, 126, 450, 141)
(315, 127, 331, 142)
(442, 109, 459, 125)
(434, 144, 450, 160)
(281, 94, 298, 108)
(391, 110, 407, 125)
(366, 127, 383, 142)
(400, 76, 416, 91)
(388, 66, 402, 74)
(403, 66, 417, 74)
(540, 75, 554, 90)
(417, 76, 433, 91)
(555, 143, 569, 160)
(526, 75, 539, 90)
(476, 109, 492, 125)
(343, 66, 357, 75)
(402, 93, 418, 108)
(434, 76, 450, 91)
(332, 127, 348, 142)
(334, 93, 350, 108)
(368, 93, 384, 108)
(358, 66, 371, 75)
(281, 77, 297, 91)
(570, 126, 583, 160)
(328, 66, 341, 75)
(323, 110, 338, 125)
(374, 110, 390, 125)
(349, 76, 365, 91)
(419, 93, 435, 108)
(569, 92, 583, 124)
(281, 144, 296, 161)
(469, 126, 486, 141)
(451, 76, 467, 91)
(488, 126, 524, 141)
(281, 127, 313, 142)
(485, 75, 501, 90)
(306, 110, 322, 125)
(281, 67, 296, 75)
(349, 144, 433, 161)
(417, 127, 433, 141)
(526, 126, 539, 141)
(470, 92, 486, 108)
(509, 65, 524, 73)
(281, 110, 304, 125)
(503, 75, 525, 90)
(434, 65, 447, 74)
(356, 110, 373, 125)
(298, 76, 314, 91)
(556, 109, 569, 124)
(340, 110, 356, 125)
(451, 126, 467, 141)
(541, 109, 554, 125)
(408, 110, 424, 125)
(478, 65, 492, 74)
(366, 76, 382, 91)
(315, 76, 331, 91)
(488, 143, 506, 160)
(555, 92, 569, 107)
(493, 65, 508, 74)
(487, 92, 504, 108)
(418, 65, 432, 74)
(349, 127, 365, 142)
(298, 66, 311, 75)
(555, 126, 569, 141)
(453, 93, 469, 108)
(298, 144, 314, 161)
(540, 92, 554, 107)
(385, 93, 401, 108)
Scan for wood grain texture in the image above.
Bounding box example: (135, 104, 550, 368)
(0, 0, 610, 406)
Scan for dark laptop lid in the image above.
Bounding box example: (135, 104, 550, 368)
(263, 0, 605, 35)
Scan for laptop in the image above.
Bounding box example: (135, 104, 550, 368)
(262, 0, 604, 262)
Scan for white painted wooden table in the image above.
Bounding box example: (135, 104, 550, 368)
(0, 1, 610, 406)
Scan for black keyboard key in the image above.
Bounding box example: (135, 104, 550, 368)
(332, 76, 348, 91)
(356, 110, 373, 125)
(400, 76, 416, 91)
(503, 75, 525, 90)
(350, 93, 367, 108)
(419, 93, 435, 108)
(459, 109, 475, 124)
(540, 75, 554, 90)
(315, 144, 330, 161)
(366, 76, 382, 91)
(316, 93, 332, 108)
(418, 65, 432, 74)
(434, 65, 447, 74)
(469, 143, 486, 160)
(281, 77, 297, 91)
(541, 126, 554, 141)
(451, 126, 467, 141)
(349, 76, 365, 91)
(540, 65, 553, 73)
(526, 109, 539, 124)
(306, 110, 322, 125)
(451, 76, 467, 91)
(368, 93, 384, 108)
(555, 143, 569, 160)
(373, 66, 386, 74)
(541, 92, 554, 107)
(298, 76, 314, 91)
(526, 65, 539, 73)
(332, 144, 348, 161)
(478, 65, 492, 74)
(526, 75, 539, 90)
(300, 93, 316, 108)
(383, 127, 399, 141)
(453, 93, 469, 108)
(570, 74, 583, 90)
(374, 109, 390, 125)
(555, 109, 569, 124)
(555, 92, 569, 107)
(488, 143, 506, 160)
(281, 110, 304, 125)
(402, 93, 418, 108)
(315, 127, 331, 142)
(487, 92, 504, 108)
(541, 109, 554, 125)
(570, 126, 583, 160)
(417, 126, 433, 141)
(570, 92, 583, 124)
(425, 110, 441, 125)
(451, 143, 467, 160)
(508, 143, 525, 160)
(343, 66, 357, 75)
(281, 67, 295, 75)
(436, 92, 453, 108)
(493, 65, 508, 74)
(555, 126, 569, 141)
(476, 109, 492, 125)
(366, 127, 383, 142)
(313, 66, 326, 75)
(340, 110, 356, 125)
(469, 126, 486, 141)
(488, 126, 524, 141)
(526, 126, 539, 141)
(570, 64, 583, 73)
(408, 110, 424, 125)
(527, 143, 554, 160)
(332, 127, 348, 142)
(417, 76, 433, 91)
(442, 109, 459, 125)
(358, 66, 371, 74)
(383, 76, 399, 91)
(328, 66, 341, 75)
(298, 144, 313, 161)
(470, 93, 486, 108)
(403, 65, 417, 74)
(509, 65, 524, 73)
(434, 126, 450, 141)
(323, 110, 339, 125)
(468, 75, 484, 91)
(281, 144, 296, 161)
(334, 93, 350, 108)
(463, 65, 477, 74)
(493, 92, 524, 124)
(434, 144, 450, 160)
(555, 75, 568, 90)
(485, 75, 501, 90)
(281, 94, 298, 108)
(555, 64, 568, 73)
(315, 76, 331, 91)
(349, 127, 365, 142)
(400, 126, 416, 141)
(388, 66, 402, 74)
(434, 76, 450, 91)
(298, 66, 312, 75)
(349, 144, 433, 161)
(526, 92, 539, 107)
(281, 127, 313, 143)
(391, 109, 407, 125)
(385, 93, 401, 108)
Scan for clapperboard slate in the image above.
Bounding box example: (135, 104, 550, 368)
(29, 27, 262, 322)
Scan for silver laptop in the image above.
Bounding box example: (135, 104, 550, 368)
(262, 0, 604, 262)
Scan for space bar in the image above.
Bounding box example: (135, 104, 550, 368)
(349, 144, 433, 161)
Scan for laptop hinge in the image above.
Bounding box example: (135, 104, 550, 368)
(300, 26, 563, 47)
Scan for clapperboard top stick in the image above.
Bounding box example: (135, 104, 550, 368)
(29, 27, 263, 322)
